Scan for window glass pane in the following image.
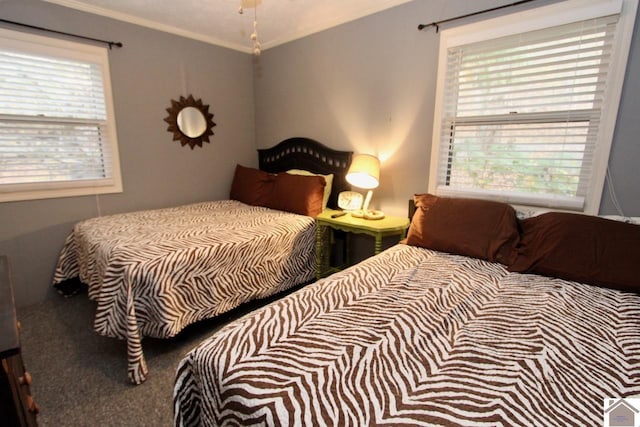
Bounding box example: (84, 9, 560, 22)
(447, 121, 590, 197)
(0, 51, 107, 120)
(0, 121, 109, 185)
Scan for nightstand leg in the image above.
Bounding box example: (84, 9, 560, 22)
(374, 234, 382, 255)
(316, 225, 324, 280)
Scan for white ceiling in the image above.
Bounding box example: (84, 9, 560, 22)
(43, 0, 414, 54)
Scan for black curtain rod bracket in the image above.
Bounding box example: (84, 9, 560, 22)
(0, 18, 123, 49)
(418, 23, 440, 33)
(418, 0, 537, 33)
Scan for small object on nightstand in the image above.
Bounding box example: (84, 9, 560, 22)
(331, 212, 347, 218)
(337, 191, 364, 211)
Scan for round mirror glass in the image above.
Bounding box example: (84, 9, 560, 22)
(177, 107, 207, 138)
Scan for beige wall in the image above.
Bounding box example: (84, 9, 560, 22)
(0, 0, 256, 306)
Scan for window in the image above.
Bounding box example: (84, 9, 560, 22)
(0, 28, 122, 202)
(429, 0, 637, 214)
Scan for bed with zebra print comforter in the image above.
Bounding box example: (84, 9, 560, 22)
(174, 243, 640, 426)
(53, 200, 316, 384)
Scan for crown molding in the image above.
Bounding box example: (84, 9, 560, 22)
(42, 0, 413, 54)
(42, 0, 253, 53)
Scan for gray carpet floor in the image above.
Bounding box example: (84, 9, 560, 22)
(16, 289, 288, 427)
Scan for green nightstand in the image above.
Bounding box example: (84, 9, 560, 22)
(316, 209, 410, 279)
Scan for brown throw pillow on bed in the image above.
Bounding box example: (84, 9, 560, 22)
(266, 172, 326, 217)
(406, 193, 519, 265)
(229, 164, 276, 206)
(508, 212, 640, 293)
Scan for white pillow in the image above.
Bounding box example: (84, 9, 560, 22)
(599, 215, 640, 224)
(516, 209, 639, 224)
(286, 169, 334, 209)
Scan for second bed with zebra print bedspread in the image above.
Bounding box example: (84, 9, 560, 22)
(174, 244, 640, 426)
(53, 200, 316, 384)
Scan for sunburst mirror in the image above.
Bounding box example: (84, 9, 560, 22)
(164, 95, 216, 149)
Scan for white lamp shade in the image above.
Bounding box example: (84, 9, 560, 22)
(346, 154, 380, 189)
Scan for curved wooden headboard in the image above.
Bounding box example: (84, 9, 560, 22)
(258, 137, 353, 209)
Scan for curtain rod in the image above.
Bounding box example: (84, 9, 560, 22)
(0, 18, 123, 49)
(417, 0, 538, 33)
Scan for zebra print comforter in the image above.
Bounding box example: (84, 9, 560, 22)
(174, 244, 640, 426)
(53, 200, 316, 384)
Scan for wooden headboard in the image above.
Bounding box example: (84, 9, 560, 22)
(258, 137, 353, 209)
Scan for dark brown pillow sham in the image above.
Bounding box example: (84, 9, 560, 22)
(266, 172, 326, 217)
(229, 164, 275, 206)
(508, 212, 640, 293)
(406, 193, 520, 264)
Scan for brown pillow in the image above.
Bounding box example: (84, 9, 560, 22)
(229, 164, 275, 206)
(266, 172, 326, 217)
(406, 193, 519, 264)
(508, 212, 640, 293)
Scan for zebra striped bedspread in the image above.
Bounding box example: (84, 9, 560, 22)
(53, 200, 316, 384)
(174, 244, 640, 426)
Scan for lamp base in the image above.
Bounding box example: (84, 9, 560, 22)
(349, 190, 384, 220)
(351, 210, 385, 220)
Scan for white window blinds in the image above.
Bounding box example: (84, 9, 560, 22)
(0, 28, 121, 202)
(433, 11, 622, 211)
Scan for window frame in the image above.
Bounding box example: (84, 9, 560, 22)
(428, 0, 638, 214)
(0, 28, 122, 203)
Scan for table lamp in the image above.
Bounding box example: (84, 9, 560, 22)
(345, 154, 385, 220)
